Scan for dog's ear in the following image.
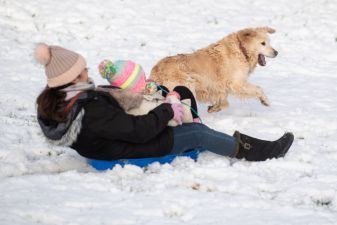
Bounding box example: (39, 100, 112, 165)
(255, 27, 276, 34)
(238, 29, 257, 40)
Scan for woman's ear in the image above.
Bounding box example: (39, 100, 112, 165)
(71, 76, 80, 84)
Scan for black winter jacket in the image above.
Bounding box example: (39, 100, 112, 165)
(38, 91, 175, 160)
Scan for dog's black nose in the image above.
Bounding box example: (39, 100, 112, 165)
(274, 50, 278, 56)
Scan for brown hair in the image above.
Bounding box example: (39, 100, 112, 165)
(36, 84, 71, 122)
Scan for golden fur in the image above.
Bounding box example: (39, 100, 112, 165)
(150, 27, 278, 112)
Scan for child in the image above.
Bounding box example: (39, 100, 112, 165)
(98, 59, 200, 126)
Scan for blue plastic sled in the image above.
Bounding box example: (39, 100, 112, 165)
(88, 148, 206, 170)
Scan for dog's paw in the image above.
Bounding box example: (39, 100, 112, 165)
(259, 96, 270, 106)
(208, 105, 221, 113)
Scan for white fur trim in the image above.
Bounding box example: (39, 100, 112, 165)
(47, 109, 84, 146)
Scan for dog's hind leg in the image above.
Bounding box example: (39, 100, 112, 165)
(207, 98, 229, 113)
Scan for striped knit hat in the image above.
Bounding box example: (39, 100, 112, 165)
(98, 59, 146, 93)
(35, 43, 87, 88)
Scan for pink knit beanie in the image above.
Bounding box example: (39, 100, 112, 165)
(35, 43, 87, 88)
(98, 59, 146, 93)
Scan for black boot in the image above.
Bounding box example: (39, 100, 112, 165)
(234, 131, 294, 161)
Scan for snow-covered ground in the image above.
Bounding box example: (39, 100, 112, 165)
(1, 0, 337, 224)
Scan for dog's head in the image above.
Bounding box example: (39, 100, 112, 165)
(237, 27, 278, 66)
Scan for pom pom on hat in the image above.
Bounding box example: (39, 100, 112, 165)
(98, 59, 117, 80)
(35, 43, 51, 65)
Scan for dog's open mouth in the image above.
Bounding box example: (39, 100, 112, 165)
(258, 54, 266, 66)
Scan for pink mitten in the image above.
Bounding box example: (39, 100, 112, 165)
(170, 103, 184, 125)
(166, 91, 180, 100)
(165, 91, 181, 103)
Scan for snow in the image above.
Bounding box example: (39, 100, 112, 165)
(1, 0, 337, 224)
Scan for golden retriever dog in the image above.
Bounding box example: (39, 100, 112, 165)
(150, 27, 278, 113)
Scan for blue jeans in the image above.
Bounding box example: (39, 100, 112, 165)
(171, 123, 238, 157)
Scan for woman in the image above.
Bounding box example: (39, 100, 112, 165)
(35, 43, 294, 161)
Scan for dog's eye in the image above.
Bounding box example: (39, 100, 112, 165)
(261, 42, 266, 46)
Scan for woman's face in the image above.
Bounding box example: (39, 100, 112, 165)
(72, 68, 89, 84)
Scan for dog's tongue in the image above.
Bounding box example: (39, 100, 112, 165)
(258, 54, 266, 66)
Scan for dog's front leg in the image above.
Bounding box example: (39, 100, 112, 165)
(259, 93, 270, 106)
(231, 83, 270, 106)
(255, 85, 270, 106)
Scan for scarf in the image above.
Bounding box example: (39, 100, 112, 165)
(61, 78, 96, 101)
